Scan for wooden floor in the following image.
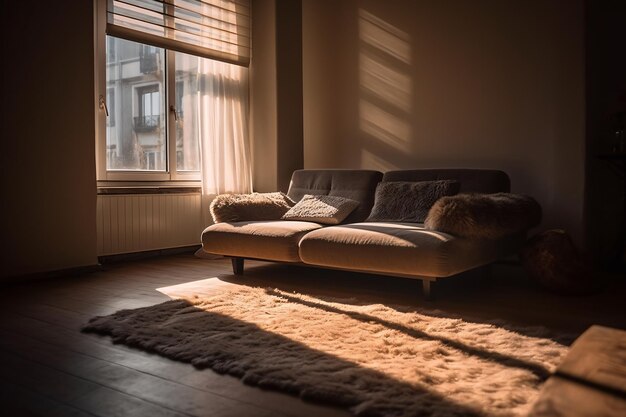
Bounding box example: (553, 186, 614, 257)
(1, 254, 625, 417)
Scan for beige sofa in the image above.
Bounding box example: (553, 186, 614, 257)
(201, 169, 523, 298)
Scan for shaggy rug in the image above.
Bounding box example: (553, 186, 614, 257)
(83, 287, 571, 417)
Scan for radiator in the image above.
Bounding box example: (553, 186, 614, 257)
(96, 193, 204, 256)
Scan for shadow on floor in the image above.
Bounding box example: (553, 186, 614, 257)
(214, 260, 626, 340)
(83, 298, 531, 417)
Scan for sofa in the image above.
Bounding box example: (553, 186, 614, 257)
(201, 169, 532, 298)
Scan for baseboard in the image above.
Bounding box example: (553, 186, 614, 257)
(0, 245, 204, 286)
(0, 263, 103, 286)
(98, 245, 201, 264)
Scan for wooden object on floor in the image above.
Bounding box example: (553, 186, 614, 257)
(556, 325, 626, 395)
(528, 375, 626, 417)
(527, 325, 626, 417)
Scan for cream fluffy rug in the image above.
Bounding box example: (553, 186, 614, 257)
(83, 287, 571, 417)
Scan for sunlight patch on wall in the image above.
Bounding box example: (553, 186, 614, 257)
(358, 10, 411, 64)
(358, 9, 412, 162)
(360, 102, 411, 151)
(360, 54, 412, 112)
(361, 149, 398, 172)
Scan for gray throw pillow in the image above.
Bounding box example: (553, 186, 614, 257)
(282, 194, 360, 225)
(365, 180, 460, 223)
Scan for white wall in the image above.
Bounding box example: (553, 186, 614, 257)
(0, 0, 98, 278)
(303, 0, 586, 244)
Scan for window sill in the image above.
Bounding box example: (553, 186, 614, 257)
(97, 183, 201, 195)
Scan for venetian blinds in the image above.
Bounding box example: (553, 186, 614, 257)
(106, 0, 251, 66)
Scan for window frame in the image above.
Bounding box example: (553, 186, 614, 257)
(106, 87, 115, 127)
(95, 0, 201, 185)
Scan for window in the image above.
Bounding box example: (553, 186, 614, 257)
(96, 0, 251, 184)
(139, 45, 159, 74)
(105, 36, 167, 172)
(101, 35, 230, 177)
(106, 37, 116, 63)
(106, 87, 115, 126)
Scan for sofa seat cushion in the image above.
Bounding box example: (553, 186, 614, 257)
(299, 222, 522, 278)
(202, 221, 323, 262)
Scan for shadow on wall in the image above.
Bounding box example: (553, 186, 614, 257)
(358, 9, 412, 172)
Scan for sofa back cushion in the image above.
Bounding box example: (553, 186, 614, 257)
(287, 170, 383, 223)
(382, 169, 510, 194)
(366, 180, 460, 223)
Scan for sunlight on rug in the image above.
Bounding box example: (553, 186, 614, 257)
(83, 286, 571, 417)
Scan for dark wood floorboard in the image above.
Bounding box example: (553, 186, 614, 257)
(0, 380, 97, 417)
(1, 253, 625, 417)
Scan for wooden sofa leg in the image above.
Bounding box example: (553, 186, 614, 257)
(231, 258, 244, 275)
(422, 280, 433, 300)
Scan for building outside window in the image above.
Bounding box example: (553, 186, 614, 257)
(105, 37, 167, 172)
(104, 35, 205, 174)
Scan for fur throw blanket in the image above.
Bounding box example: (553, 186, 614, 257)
(210, 192, 295, 223)
(424, 193, 541, 239)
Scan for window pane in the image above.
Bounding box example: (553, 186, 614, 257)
(106, 36, 166, 171)
(174, 52, 203, 172)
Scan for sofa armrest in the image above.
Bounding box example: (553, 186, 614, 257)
(424, 193, 541, 239)
(210, 192, 294, 223)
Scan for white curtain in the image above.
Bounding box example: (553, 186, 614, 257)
(197, 59, 252, 195)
